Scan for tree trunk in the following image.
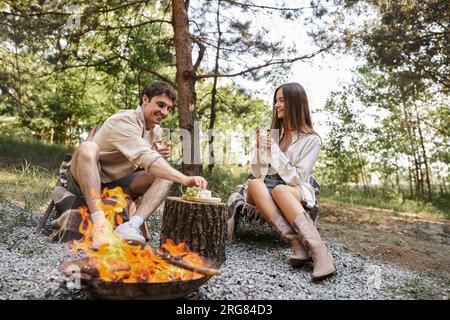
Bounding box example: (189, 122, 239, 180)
(436, 170, 443, 194)
(408, 163, 414, 199)
(402, 103, 421, 200)
(160, 197, 227, 265)
(414, 104, 433, 201)
(395, 160, 401, 194)
(14, 27, 24, 115)
(411, 124, 425, 200)
(207, 0, 223, 174)
(172, 0, 202, 176)
(356, 149, 367, 191)
(443, 177, 448, 194)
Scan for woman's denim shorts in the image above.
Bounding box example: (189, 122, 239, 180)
(264, 176, 286, 196)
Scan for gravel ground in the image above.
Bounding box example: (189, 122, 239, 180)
(0, 200, 448, 300)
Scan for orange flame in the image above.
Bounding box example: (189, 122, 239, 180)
(71, 187, 204, 283)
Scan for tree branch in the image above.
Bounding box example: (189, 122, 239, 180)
(71, 19, 172, 38)
(196, 38, 340, 80)
(1, 0, 152, 17)
(406, 55, 450, 90)
(418, 117, 449, 137)
(115, 54, 176, 88)
(36, 55, 121, 78)
(223, 0, 316, 11)
(192, 36, 206, 71)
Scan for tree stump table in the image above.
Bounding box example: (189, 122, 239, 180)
(160, 196, 227, 265)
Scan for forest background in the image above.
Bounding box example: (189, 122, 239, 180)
(0, 0, 448, 222)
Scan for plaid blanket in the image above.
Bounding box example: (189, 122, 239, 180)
(47, 153, 130, 243)
(226, 175, 320, 241)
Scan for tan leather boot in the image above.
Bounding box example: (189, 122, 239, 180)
(263, 211, 310, 267)
(291, 212, 336, 281)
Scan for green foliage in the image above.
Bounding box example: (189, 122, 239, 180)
(0, 1, 174, 145)
(318, 63, 449, 203)
(318, 85, 372, 185)
(196, 82, 271, 131)
(201, 165, 249, 202)
(360, 0, 449, 94)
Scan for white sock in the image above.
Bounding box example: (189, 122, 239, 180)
(129, 215, 144, 228)
(91, 211, 105, 224)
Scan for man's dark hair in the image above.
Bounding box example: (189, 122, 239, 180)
(139, 81, 177, 105)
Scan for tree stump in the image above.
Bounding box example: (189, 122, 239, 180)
(160, 197, 227, 265)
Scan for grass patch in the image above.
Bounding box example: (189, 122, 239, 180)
(321, 186, 450, 220)
(0, 134, 71, 212)
(0, 163, 56, 212)
(0, 135, 72, 171)
(387, 272, 449, 300)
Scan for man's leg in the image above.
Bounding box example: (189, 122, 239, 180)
(115, 171, 173, 245)
(129, 172, 173, 220)
(70, 141, 103, 214)
(70, 142, 113, 247)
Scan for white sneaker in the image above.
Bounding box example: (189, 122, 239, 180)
(115, 222, 146, 246)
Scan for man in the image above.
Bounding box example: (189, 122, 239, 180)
(66, 81, 207, 246)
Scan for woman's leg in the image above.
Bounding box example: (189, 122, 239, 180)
(246, 179, 278, 215)
(271, 184, 302, 223)
(272, 185, 336, 281)
(247, 179, 309, 265)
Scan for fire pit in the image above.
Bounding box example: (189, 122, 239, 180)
(61, 256, 219, 300)
(60, 187, 220, 300)
(84, 276, 212, 300)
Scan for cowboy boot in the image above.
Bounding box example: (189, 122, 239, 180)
(264, 211, 311, 267)
(291, 212, 336, 281)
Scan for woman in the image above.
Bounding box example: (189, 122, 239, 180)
(247, 82, 336, 281)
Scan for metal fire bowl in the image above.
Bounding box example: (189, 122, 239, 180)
(82, 276, 212, 300)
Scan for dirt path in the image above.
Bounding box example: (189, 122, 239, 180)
(318, 198, 450, 280)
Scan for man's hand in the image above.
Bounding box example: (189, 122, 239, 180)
(182, 176, 208, 190)
(155, 145, 171, 159)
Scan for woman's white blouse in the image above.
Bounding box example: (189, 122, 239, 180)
(250, 132, 321, 208)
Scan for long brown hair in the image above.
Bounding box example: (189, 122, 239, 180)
(271, 82, 319, 139)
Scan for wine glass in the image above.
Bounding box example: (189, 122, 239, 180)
(257, 127, 271, 148)
(155, 128, 171, 149)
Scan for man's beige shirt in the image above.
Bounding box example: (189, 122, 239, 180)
(92, 106, 162, 183)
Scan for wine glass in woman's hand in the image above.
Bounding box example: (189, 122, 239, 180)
(256, 127, 272, 151)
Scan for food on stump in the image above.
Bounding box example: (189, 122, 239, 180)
(184, 187, 213, 199)
(199, 190, 212, 199)
(185, 187, 199, 197)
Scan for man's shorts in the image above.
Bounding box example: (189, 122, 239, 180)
(66, 167, 143, 200)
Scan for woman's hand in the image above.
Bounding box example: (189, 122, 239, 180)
(256, 127, 272, 151)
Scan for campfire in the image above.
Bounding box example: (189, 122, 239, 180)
(61, 187, 220, 299)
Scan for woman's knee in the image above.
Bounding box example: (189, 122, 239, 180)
(247, 178, 264, 193)
(272, 184, 289, 201)
(272, 185, 302, 204)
